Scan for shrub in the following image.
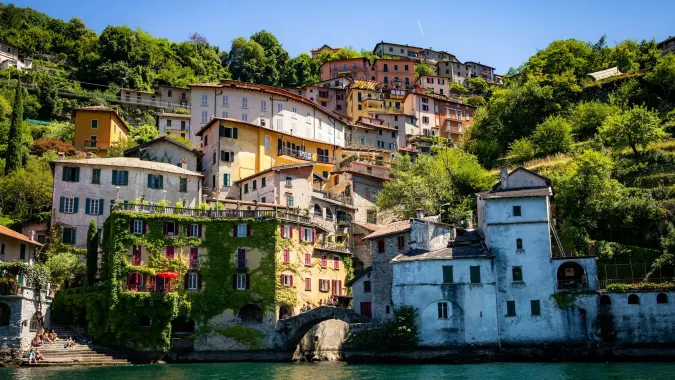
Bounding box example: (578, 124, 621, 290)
(346, 306, 419, 351)
(507, 138, 536, 165)
(532, 115, 574, 156)
(31, 139, 79, 157)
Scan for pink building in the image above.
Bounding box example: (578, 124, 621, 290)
(320, 58, 371, 81)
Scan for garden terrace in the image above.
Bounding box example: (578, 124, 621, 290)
(114, 203, 313, 225)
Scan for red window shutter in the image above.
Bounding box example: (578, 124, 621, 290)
(198, 224, 202, 237)
(305, 278, 311, 290)
(338, 280, 343, 296)
(290, 275, 293, 287)
(280, 225, 284, 237)
(321, 256, 327, 267)
(331, 280, 336, 295)
(143, 221, 148, 234)
(327, 279, 331, 291)
(334, 257, 339, 269)
(300, 227, 304, 242)
(280, 274, 284, 286)
(233, 224, 237, 237)
(290, 226, 293, 238)
(247, 224, 251, 236)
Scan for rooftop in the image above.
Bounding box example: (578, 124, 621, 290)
(120, 88, 154, 95)
(363, 220, 411, 240)
(234, 163, 314, 184)
(158, 112, 191, 119)
(51, 157, 203, 177)
(124, 136, 203, 158)
(0, 225, 43, 247)
(479, 187, 552, 199)
(392, 244, 488, 262)
(74, 106, 129, 132)
(351, 79, 381, 91)
(588, 67, 623, 81)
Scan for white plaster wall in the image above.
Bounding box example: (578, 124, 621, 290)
(158, 116, 190, 137)
(350, 273, 373, 316)
(601, 291, 675, 343)
(502, 170, 548, 190)
(392, 258, 498, 346)
(485, 197, 550, 225)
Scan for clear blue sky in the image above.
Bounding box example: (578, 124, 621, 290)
(12, 0, 675, 74)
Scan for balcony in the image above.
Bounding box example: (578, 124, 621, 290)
(84, 140, 100, 149)
(322, 191, 353, 206)
(337, 213, 352, 226)
(316, 242, 351, 254)
(189, 259, 200, 270)
(318, 92, 332, 102)
(0, 277, 20, 296)
(114, 203, 313, 225)
(278, 147, 333, 164)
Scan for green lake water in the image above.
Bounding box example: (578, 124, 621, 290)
(2, 362, 675, 380)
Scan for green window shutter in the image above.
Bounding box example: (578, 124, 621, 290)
(59, 196, 65, 213)
(507, 301, 516, 316)
(112, 170, 118, 184)
(74, 167, 80, 182)
(442, 266, 453, 283)
(73, 197, 79, 213)
(470, 266, 481, 283)
(233, 128, 238, 139)
(62, 167, 69, 181)
(159, 175, 163, 189)
(531, 300, 541, 316)
(72, 228, 77, 244)
(147, 174, 152, 188)
(99, 199, 105, 215)
(124, 171, 129, 185)
(85, 198, 91, 214)
(62, 228, 71, 244)
(20, 244, 26, 260)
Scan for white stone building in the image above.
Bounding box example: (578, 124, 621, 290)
(188, 80, 348, 148)
(157, 112, 191, 140)
(51, 157, 203, 247)
(0, 41, 32, 71)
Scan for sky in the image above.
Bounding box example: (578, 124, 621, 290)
(10, 0, 675, 74)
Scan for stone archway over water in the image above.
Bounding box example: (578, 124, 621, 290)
(276, 306, 370, 350)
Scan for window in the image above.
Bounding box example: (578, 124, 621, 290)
(91, 119, 98, 129)
(201, 110, 208, 123)
(319, 279, 329, 292)
(260, 197, 266, 203)
(513, 206, 521, 217)
(304, 253, 312, 266)
(286, 195, 294, 207)
(422, 116, 429, 124)
(363, 280, 371, 293)
(236, 273, 247, 290)
(276, 118, 283, 130)
(600, 295, 612, 305)
(305, 277, 312, 291)
(242, 97, 248, 108)
(277, 103, 283, 113)
(516, 238, 523, 250)
(91, 168, 101, 184)
(283, 249, 290, 263)
(261, 100, 267, 111)
(306, 112, 311, 123)
(133, 220, 143, 235)
(242, 113, 248, 122)
(397, 235, 405, 251)
(221, 126, 239, 139)
(333, 256, 340, 269)
(201, 94, 208, 106)
(252, 180, 257, 190)
(657, 293, 669, 304)
(470, 266, 481, 283)
(628, 294, 640, 305)
(301, 228, 314, 243)
(512, 267, 523, 282)
(86, 198, 102, 215)
(530, 300, 541, 316)
(285, 176, 292, 187)
(220, 151, 234, 162)
(222, 95, 228, 106)
(204, 135, 209, 146)
(61, 196, 77, 214)
(506, 300, 516, 316)
(282, 225, 292, 239)
(212, 151, 217, 165)
(442, 266, 454, 283)
(264, 136, 270, 152)
(222, 111, 228, 118)
(62, 166, 80, 182)
(437, 302, 449, 319)
(281, 274, 293, 287)
(189, 224, 200, 238)
(237, 223, 248, 237)
(377, 240, 385, 254)
(62, 227, 76, 244)
(223, 173, 231, 187)
(178, 178, 188, 193)
(148, 174, 163, 189)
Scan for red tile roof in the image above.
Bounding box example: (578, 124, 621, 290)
(0, 225, 43, 246)
(363, 220, 411, 240)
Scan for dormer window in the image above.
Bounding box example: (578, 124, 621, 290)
(512, 206, 521, 217)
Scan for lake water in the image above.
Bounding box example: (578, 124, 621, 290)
(2, 362, 675, 380)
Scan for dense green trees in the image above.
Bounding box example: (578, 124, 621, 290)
(531, 116, 574, 156)
(4, 81, 25, 173)
(599, 105, 666, 155)
(86, 220, 98, 286)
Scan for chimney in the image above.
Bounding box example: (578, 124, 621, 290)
(499, 167, 509, 189)
(416, 209, 424, 219)
(31, 231, 35, 241)
(57, 152, 65, 160)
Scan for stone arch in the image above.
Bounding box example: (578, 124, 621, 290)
(313, 204, 323, 217)
(556, 262, 587, 289)
(171, 316, 195, 334)
(325, 207, 334, 221)
(657, 293, 669, 304)
(29, 312, 42, 332)
(238, 303, 263, 323)
(600, 295, 612, 305)
(278, 304, 294, 320)
(0, 303, 10, 326)
(628, 294, 640, 305)
(276, 306, 370, 350)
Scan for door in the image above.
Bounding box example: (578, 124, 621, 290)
(360, 302, 372, 318)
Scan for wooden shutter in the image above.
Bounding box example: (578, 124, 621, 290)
(280, 274, 284, 286)
(129, 220, 134, 233)
(74, 167, 80, 182)
(85, 198, 91, 214)
(73, 197, 79, 213)
(280, 225, 284, 237)
(147, 174, 152, 188)
(338, 280, 342, 296)
(233, 275, 238, 290)
(232, 128, 238, 139)
(112, 170, 118, 184)
(62, 167, 68, 181)
(166, 246, 174, 259)
(233, 224, 238, 237)
(99, 198, 105, 215)
(71, 228, 77, 244)
(59, 197, 65, 213)
(247, 224, 251, 236)
(290, 275, 293, 287)
(245, 274, 250, 289)
(289, 226, 293, 239)
(163, 222, 167, 235)
(123, 171, 129, 185)
(197, 273, 202, 290)
(143, 221, 148, 234)
(198, 224, 202, 237)
(159, 175, 163, 189)
(184, 273, 190, 289)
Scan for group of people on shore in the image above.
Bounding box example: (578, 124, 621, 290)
(31, 328, 57, 347)
(27, 327, 77, 365)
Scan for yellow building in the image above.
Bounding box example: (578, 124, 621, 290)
(196, 117, 343, 200)
(73, 106, 129, 157)
(346, 80, 384, 122)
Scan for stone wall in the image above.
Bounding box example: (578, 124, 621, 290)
(369, 230, 410, 322)
(294, 319, 349, 361)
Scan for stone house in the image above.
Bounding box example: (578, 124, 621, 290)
(124, 136, 203, 172)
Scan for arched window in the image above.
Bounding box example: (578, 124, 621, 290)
(516, 238, 523, 250)
(313, 204, 322, 217)
(628, 294, 640, 305)
(657, 293, 668, 304)
(325, 208, 334, 221)
(29, 312, 42, 332)
(0, 303, 10, 326)
(556, 262, 587, 289)
(238, 304, 263, 323)
(600, 295, 612, 305)
(139, 315, 151, 327)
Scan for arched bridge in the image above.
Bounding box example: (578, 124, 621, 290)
(276, 306, 371, 350)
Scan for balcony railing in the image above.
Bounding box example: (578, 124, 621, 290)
(557, 279, 588, 290)
(339, 155, 390, 168)
(84, 140, 99, 148)
(337, 214, 352, 225)
(189, 259, 200, 269)
(316, 242, 351, 254)
(279, 147, 332, 164)
(0, 278, 20, 296)
(321, 191, 353, 206)
(114, 203, 312, 224)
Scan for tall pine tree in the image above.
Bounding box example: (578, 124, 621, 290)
(4, 80, 25, 173)
(86, 220, 99, 286)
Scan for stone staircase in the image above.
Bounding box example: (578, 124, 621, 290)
(23, 324, 130, 367)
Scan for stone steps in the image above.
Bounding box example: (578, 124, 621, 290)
(24, 324, 130, 367)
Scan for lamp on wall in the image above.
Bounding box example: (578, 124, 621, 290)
(115, 186, 120, 202)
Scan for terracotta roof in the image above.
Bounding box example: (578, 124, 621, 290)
(51, 157, 203, 177)
(398, 147, 419, 152)
(0, 225, 43, 247)
(351, 80, 381, 91)
(234, 163, 314, 184)
(491, 167, 552, 191)
(392, 245, 488, 262)
(158, 113, 191, 119)
(352, 222, 381, 232)
(408, 91, 473, 108)
(463, 61, 496, 70)
(479, 187, 552, 199)
(363, 220, 411, 240)
(195, 117, 341, 147)
(74, 106, 129, 133)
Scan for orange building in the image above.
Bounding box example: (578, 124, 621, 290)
(320, 58, 371, 81)
(372, 59, 415, 91)
(73, 106, 129, 157)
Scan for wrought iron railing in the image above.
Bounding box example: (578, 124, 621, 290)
(316, 242, 351, 254)
(114, 203, 312, 224)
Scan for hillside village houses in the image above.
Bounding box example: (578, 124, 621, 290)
(0, 41, 32, 70)
(73, 106, 130, 157)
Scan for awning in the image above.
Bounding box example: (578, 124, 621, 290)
(156, 272, 179, 279)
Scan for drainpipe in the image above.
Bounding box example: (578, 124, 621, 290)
(493, 251, 502, 349)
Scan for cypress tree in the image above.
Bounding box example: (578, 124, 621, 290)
(4, 80, 25, 173)
(86, 220, 99, 286)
